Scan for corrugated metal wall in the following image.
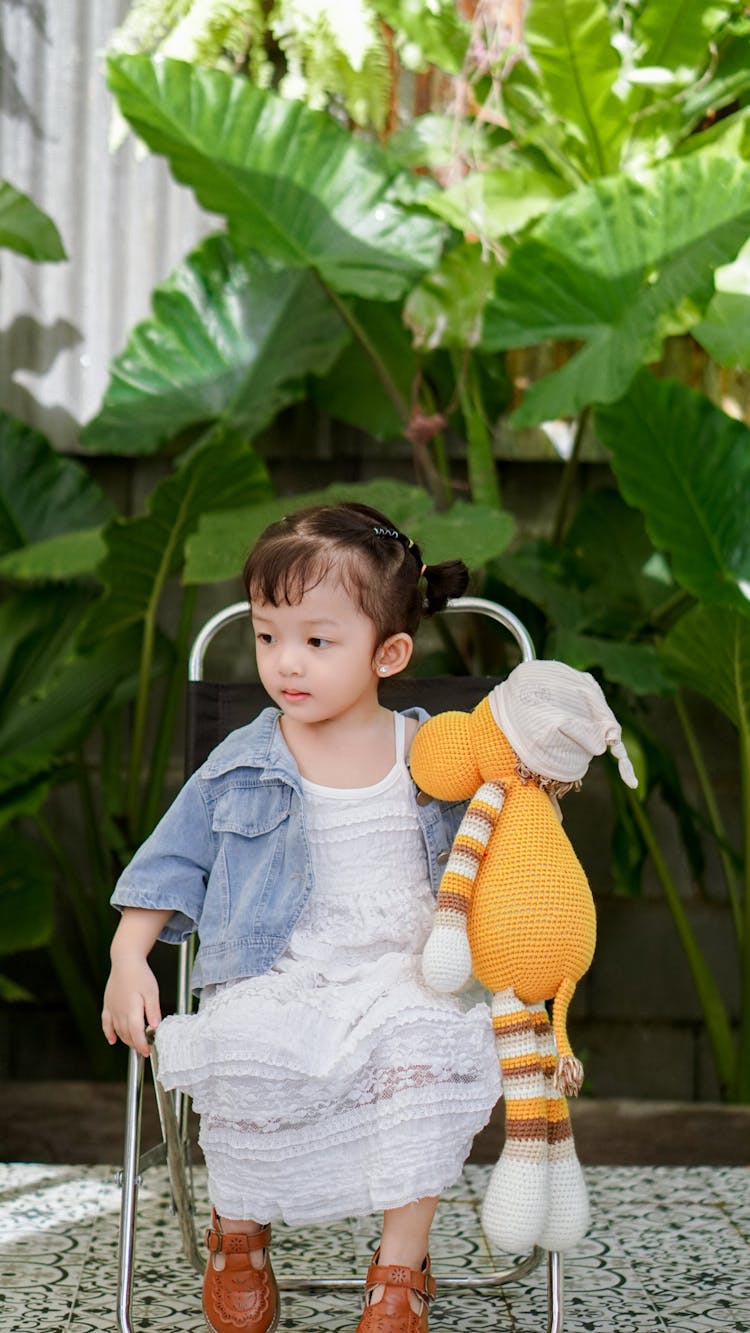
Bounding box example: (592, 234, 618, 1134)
(0, 0, 213, 451)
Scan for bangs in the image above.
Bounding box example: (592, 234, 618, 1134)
(245, 537, 364, 608)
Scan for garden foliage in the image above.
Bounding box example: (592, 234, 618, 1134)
(2, 0, 750, 1093)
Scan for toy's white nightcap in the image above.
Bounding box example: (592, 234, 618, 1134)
(489, 660, 638, 788)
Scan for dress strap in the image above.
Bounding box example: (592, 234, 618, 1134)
(393, 709, 407, 762)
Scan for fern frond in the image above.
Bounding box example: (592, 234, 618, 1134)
(271, 0, 390, 128)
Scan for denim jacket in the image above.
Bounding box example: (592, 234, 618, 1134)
(111, 707, 465, 994)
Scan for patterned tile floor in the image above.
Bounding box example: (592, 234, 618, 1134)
(1, 1161, 749, 1332)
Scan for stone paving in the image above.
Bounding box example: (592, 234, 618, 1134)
(1, 1161, 749, 1332)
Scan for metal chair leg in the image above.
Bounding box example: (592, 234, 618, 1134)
(546, 1251, 564, 1333)
(116, 1048, 145, 1333)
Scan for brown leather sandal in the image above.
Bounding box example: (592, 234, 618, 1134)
(355, 1249, 436, 1333)
(202, 1209, 279, 1333)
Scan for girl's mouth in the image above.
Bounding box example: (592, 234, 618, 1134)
(282, 689, 309, 700)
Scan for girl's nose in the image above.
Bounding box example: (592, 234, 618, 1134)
(278, 647, 301, 676)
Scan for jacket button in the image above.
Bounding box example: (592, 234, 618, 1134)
(416, 789, 433, 806)
(437, 849, 450, 865)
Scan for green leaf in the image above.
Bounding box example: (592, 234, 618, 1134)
(372, 0, 469, 73)
(405, 243, 498, 350)
(310, 301, 415, 440)
(660, 604, 750, 728)
(0, 411, 113, 557)
(0, 180, 66, 262)
(0, 586, 96, 718)
(633, 1, 735, 74)
(0, 974, 34, 1002)
(82, 233, 349, 456)
(493, 541, 592, 631)
(82, 431, 272, 643)
(482, 153, 750, 425)
(387, 114, 509, 172)
(563, 489, 674, 631)
(523, 0, 626, 178)
(0, 625, 147, 759)
(0, 831, 54, 955)
(184, 480, 514, 585)
(107, 54, 444, 300)
(679, 28, 750, 133)
(499, 57, 592, 189)
(0, 528, 107, 581)
(423, 158, 570, 242)
(693, 239, 750, 367)
(549, 627, 672, 694)
(623, 5, 747, 163)
(596, 373, 750, 617)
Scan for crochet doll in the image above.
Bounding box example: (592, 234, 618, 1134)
(409, 660, 637, 1255)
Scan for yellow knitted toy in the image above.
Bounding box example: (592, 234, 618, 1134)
(410, 660, 637, 1254)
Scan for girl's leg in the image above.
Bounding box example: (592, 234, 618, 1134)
(369, 1196, 439, 1313)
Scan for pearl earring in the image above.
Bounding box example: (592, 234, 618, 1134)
(378, 665, 388, 675)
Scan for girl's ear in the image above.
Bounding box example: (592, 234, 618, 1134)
(374, 632, 413, 678)
(410, 711, 481, 801)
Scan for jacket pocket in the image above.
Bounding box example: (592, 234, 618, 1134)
(211, 782, 292, 838)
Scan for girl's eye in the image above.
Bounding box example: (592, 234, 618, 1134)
(308, 637, 331, 649)
(256, 632, 274, 645)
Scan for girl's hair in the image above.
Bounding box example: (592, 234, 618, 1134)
(243, 502, 469, 644)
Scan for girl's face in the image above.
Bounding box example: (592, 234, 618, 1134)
(251, 572, 385, 725)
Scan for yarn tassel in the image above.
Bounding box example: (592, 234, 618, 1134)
(551, 976, 584, 1095)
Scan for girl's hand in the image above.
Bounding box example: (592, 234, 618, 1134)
(102, 955, 162, 1057)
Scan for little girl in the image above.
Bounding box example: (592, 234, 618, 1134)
(102, 502, 502, 1333)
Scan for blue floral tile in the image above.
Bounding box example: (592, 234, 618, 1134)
(1, 1161, 749, 1331)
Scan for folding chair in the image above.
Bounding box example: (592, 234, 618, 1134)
(116, 595, 565, 1333)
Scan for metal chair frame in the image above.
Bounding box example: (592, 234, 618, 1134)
(115, 596, 565, 1332)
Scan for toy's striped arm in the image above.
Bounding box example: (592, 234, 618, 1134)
(422, 781, 506, 993)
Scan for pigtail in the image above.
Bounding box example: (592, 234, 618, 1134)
(422, 559, 470, 616)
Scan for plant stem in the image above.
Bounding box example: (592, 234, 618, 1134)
(319, 281, 411, 425)
(100, 711, 123, 823)
(458, 355, 502, 509)
(125, 430, 214, 835)
(139, 585, 197, 842)
(551, 408, 589, 546)
(76, 749, 110, 891)
(736, 702, 750, 1099)
(626, 788, 737, 1098)
(674, 691, 743, 946)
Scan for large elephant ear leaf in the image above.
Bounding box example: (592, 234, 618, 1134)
(184, 478, 514, 585)
(0, 180, 66, 262)
(0, 411, 113, 560)
(595, 372, 750, 618)
(482, 153, 750, 425)
(660, 605, 750, 734)
(106, 54, 444, 300)
(523, 0, 626, 178)
(81, 431, 271, 645)
(0, 830, 54, 957)
(82, 233, 349, 456)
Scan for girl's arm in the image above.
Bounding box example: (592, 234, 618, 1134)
(102, 907, 174, 1057)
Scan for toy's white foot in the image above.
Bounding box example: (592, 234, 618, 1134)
(536, 1154, 590, 1252)
(481, 1155, 549, 1253)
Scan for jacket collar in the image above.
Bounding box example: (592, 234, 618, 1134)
(200, 708, 295, 780)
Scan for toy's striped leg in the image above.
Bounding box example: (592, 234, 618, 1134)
(480, 988, 549, 1253)
(536, 1006, 590, 1252)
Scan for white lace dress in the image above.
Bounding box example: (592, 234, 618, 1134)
(155, 713, 502, 1224)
